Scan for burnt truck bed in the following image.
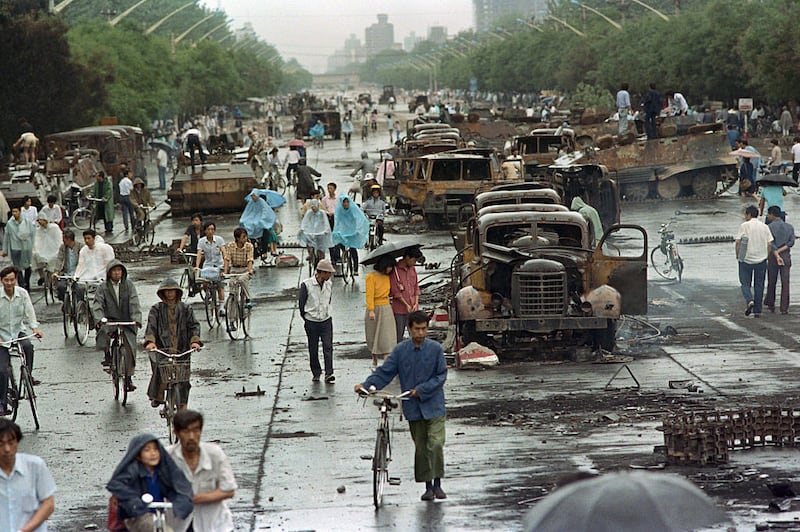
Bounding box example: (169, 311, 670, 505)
(167, 164, 258, 215)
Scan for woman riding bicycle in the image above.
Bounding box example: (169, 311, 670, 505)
(309, 120, 325, 148)
(298, 199, 334, 265)
(143, 279, 202, 409)
(332, 196, 370, 276)
(240, 188, 285, 260)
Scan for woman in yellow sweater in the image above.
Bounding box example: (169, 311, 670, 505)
(365, 255, 397, 367)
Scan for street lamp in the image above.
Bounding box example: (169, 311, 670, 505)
(174, 14, 216, 45)
(145, 2, 194, 35)
(516, 17, 544, 33)
(628, 0, 670, 21)
(51, 0, 77, 13)
(548, 15, 586, 37)
(192, 19, 231, 47)
(110, 0, 150, 26)
(570, 0, 623, 30)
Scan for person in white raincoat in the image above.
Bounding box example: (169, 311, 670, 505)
(298, 199, 333, 262)
(32, 212, 63, 284)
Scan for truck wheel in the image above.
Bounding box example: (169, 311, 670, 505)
(460, 320, 476, 345)
(595, 319, 617, 352)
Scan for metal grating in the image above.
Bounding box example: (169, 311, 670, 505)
(516, 272, 565, 317)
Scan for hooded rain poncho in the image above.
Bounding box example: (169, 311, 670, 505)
(298, 200, 334, 251)
(32, 220, 62, 270)
(332, 195, 369, 249)
(239, 189, 277, 240)
(106, 433, 194, 521)
(571, 196, 604, 246)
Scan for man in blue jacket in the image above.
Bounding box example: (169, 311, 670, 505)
(354, 310, 448, 501)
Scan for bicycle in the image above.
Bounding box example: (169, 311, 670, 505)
(367, 216, 384, 251)
(356, 386, 410, 509)
(306, 246, 323, 277)
(58, 276, 97, 344)
(222, 272, 251, 339)
(265, 164, 287, 196)
(151, 347, 196, 443)
(334, 245, 357, 284)
(6, 333, 41, 430)
(140, 493, 172, 531)
(177, 251, 203, 299)
(132, 204, 155, 247)
(42, 268, 55, 305)
(651, 221, 684, 282)
(101, 318, 138, 406)
(71, 196, 104, 231)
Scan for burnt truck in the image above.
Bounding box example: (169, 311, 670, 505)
(452, 194, 647, 354)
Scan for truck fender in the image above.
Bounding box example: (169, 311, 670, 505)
(583, 284, 621, 318)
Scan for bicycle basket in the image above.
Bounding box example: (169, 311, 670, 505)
(158, 360, 191, 384)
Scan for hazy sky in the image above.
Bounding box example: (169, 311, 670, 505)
(204, 0, 475, 73)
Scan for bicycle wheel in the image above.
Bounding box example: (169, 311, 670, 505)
(71, 207, 92, 230)
(650, 247, 677, 281)
(75, 300, 91, 345)
(20, 367, 39, 430)
(110, 347, 120, 402)
(7, 371, 18, 422)
(675, 254, 684, 283)
(274, 174, 287, 196)
(240, 291, 251, 338)
(348, 249, 358, 283)
(341, 249, 353, 284)
(225, 294, 240, 340)
(145, 222, 155, 246)
(164, 386, 179, 444)
(62, 291, 72, 338)
(373, 428, 389, 509)
(43, 273, 53, 305)
(306, 249, 314, 277)
(200, 285, 217, 328)
(132, 226, 143, 246)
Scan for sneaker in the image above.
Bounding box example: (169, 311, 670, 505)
(325, 374, 335, 384)
(218, 308, 226, 317)
(31, 377, 41, 386)
(421, 489, 435, 501)
(745, 301, 754, 316)
(101, 358, 111, 367)
(151, 399, 161, 408)
(434, 486, 447, 499)
(312, 375, 321, 382)
(125, 383, 136, 392)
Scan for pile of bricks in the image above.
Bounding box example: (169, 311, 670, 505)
(662, 407, 800, 465)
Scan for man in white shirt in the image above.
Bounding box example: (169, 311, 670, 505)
(791, 136, 800, 184)
(156, 148, 169, 190)
(284, 147, 302, 183)
(168, 410, 236, 532)
(118, 170, 134, 231)
(736, 205, 773, 317)
(666, 91, 688, 116)
(183, 127, 206, 167)
(616, 82, 632, 135)
(74, 229, 115, 282)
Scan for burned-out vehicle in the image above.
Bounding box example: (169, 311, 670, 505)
(294, 110, 341, 140)
(392, 152, 519, 227)
(44, 126, 144, 183)
(452, 206, 647, 354)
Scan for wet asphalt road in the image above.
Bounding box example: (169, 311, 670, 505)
(13, 108, 800, 531)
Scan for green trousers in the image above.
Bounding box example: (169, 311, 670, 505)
(408, 416, 446, 482)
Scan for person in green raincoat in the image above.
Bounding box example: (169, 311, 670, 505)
(94, 170, 115, 233)
(570, 196, 604, 247)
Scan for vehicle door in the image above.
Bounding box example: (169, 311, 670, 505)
(590, 224, 648, 315)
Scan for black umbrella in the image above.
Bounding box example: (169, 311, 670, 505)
(757, 173, 798, 187)
(149, 139, 175, 156)
(360, 241, 423, 266)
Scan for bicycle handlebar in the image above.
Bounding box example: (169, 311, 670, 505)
(100, 318, 138, 327)
(356, 386, 411, 400)
(1, 333, 40, 347)
(150, 348, 198, 358)
(141, 493, 172, 509)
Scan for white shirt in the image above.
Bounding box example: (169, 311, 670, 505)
(157, 149, 168, 168)
(0, 453, 57, 532)
(184, 128, 201, 139)
(301, 276, 332, 322)
(119, 177, 132, 197)
(0, 286, 38, 343)
(284, 150, 301, 165)
(669, 93, 688, 114)
(20, 206, 38, 223)
(791, 143, 800, 164)
(736, 218, 773, 264)
(39, 204, 62, 224)
(74, 242, 115, 281)
(167, 442, 237, 532)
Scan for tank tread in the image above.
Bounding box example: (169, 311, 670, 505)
(620, 170, 739, 203)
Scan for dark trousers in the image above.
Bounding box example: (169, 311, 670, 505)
(304, 318, 333, 377)
(394, 313, 408, 343)
(0, 334, 34, 408)
(286, 163, 298, 182)
(793, 163, 800, 184)
(739, 259, 768, 314)
(645, 113, 658, 139)
(95, 202, 113, 232)
(119, 195, 134, 229)
(186, 134, 206, 166)
(765, 252, 791, 312)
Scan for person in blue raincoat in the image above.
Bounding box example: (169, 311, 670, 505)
(239, 189, 284, 258)
(309, 121, 325, 142)
(298, 199, 334, 262)
(332, 195, 369, 275)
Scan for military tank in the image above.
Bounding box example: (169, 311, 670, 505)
(167, 163, 258, 215)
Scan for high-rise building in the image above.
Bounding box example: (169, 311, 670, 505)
(365, 14, 394, 57)
(404, 31, 422, 52)
(428, 25, 448, 44)
(473, 0, 548, 32)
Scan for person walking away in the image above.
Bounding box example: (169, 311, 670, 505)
(1, 206, 34, 289)
(295, 159, 322, 202)
(387, 115, 394, 144)
(32, 214, 61, 287)
(168, 410, 237, 532)
(390, 248, 422, 342)
(780, 106, 793, 137)
(616, 83, 632, 136)
(94, 171, 115, 234)
(351, 151, 373, 182)
(361, 112, 369, 141)
(342, 115, 353, 149)
(177, 213, 203, 254)
(354, 311, 448, 501)
(0, 419, 56, 530)
(131, 178, 155, 229)
(792, 137, 800, 184)
(764, 205, 794, 314)
(370, 109, 378, 132)
(758, 179, 785, 221)
(0, 265, 43, 401)
(92, 260, 140, 392)
(736, 205, 773, 317)
(332, 196, 369, 276)
(107, 433, 193, 532)
(222, 227, 254, 313)
(769, 138, 783, 173)
(143, 279, 202, 409)
(298, 259, 336, 383)
(738, 138, 762, 177)
(52, 229, 83, 301)
(156, 147, 169, 190)
(641, 83, 661, 140)
(284, 146, 301, 184)
(394, 120, 402, 142)
(183, 127, 206, 169)
(195, 222, 225, 316)
(20, 196, 38, 224)
(40, 194, 63, 228)
(119, 170, 135, 231)
(726, 109, 741, 149)
(739, 152, 756, 203)
(365, 255, 397, 368)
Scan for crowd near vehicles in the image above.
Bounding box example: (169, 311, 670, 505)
(451, 184, 647, 354)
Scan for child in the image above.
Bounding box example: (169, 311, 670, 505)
(107, 433, 193, 532)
